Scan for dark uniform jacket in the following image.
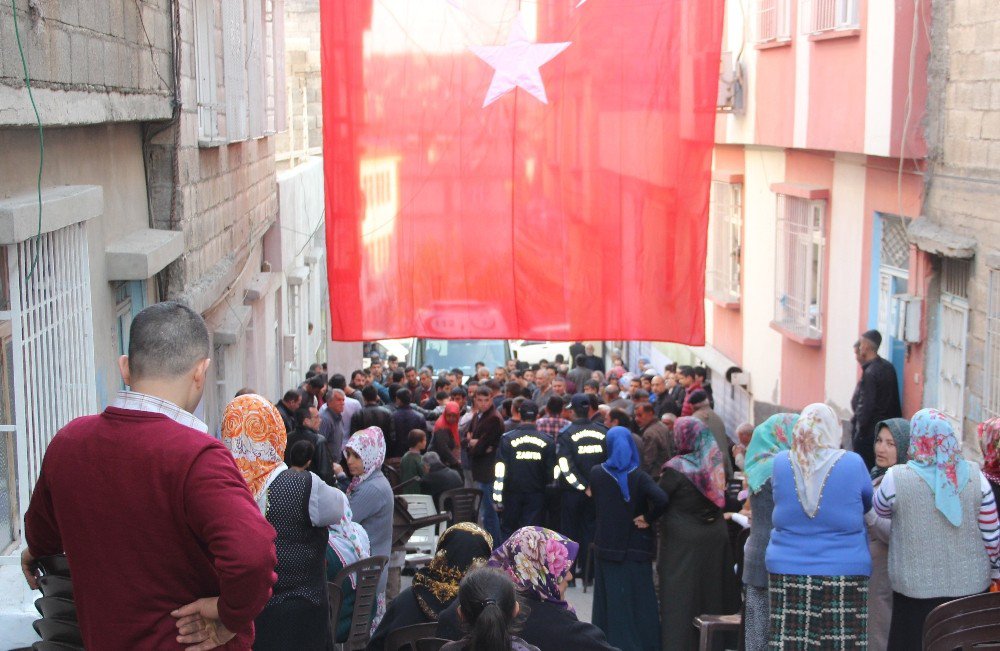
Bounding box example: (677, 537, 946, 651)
(494, 424, 556, 503)
(556, 418, 608, 491)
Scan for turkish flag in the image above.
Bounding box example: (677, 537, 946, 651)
(320, 0, 723, 342)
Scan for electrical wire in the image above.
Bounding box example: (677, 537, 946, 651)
(11, 0, 44, 282)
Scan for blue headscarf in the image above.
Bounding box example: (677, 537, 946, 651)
(907, 408, 970, 527)
(602, 426, 640, 501)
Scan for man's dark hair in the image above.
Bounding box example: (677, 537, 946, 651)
(329, 374, 348, 390)
(583, 379, 600, 392)
(235, 387, 255, 398)
(512, 396, 527, 414)
(287, 440, 315, 468)
(388, 383, 401, 402)
(554, 354, 565, 364)
(586, 393, 600, 411)
(504, 381, 521, 398)
(575, 354, 586, 367)
(475, 386, 492, 399)
(396, 387, 412, 406)
(405, 366, 417, 374)
(361, 385, 379, 403)
(608, 408, 632, 429)
(351, 370, 366, 382)
(571, 400, 589, 419)
(435, 378, 451, 391)
(435, 390, 448, 402)
(475, 362, 485, 369)
(307, 376, 326, 390)
(294, 406, 313, 428)
(304, 370, 316, 380)
(546, 395, 565, 416)
(530, 364, 541, 372)
(500, 398, 513, 420)
(450, 386, 468, 399)
(283, 389, 301, 403)
(387, 355, 398, 363)
(407, 429, 427, 448)
(451, 368, 463, 376)
(392, 370, 405, 383)
(127, 302, 210, 379)
(678, 365, 695, 379)
(633, 389, 650, 400)
(486, 379, 501, 393)
(694, 366, 708, 380)
(665, 362, 677, 373)
(636, 402, 655, 416)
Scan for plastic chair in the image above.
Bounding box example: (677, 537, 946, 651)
(923, 592, 1000, 651)
(400, 494, 447, 554)
(34, 597, 77, 622)
(37, 576, 73, 600)
(32, 619, 83, 646)
(392, 496, 451, 552)
(32, 642, 84, 651)
(384, 622, 439, 651)
(329, 555, 389, 651)
(440, 487, 482, 525)
(415, 639, 450, 651)
(35, 555, 71, 578)
(693, 613, 742, 651)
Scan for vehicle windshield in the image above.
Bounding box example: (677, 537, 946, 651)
(418, 340, 507, 375)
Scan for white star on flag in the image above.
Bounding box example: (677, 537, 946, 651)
(576, 0, 587, 6)
(469, 12, 571, 108)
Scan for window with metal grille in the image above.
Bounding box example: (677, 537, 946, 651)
(195, 0, 222, 143)
(774, 195, 825, 340)
(802, 0, 860, 34)
(984, 269, 1000, 421)
(1, 319, 16, 553)
(937, 259, 970, 429)
(707, 181, 742, 304)
(756, 0, 792, 42)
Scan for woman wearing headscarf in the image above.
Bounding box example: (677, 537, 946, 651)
(979, 417, 1000, 500)
(326, 506, 371, 644)
(865, 418, 909, 651)
(221, 394, 347, 651)
(436, 527, 616, 650)
(588, 426, 667, 651)
(741, 413, 797, 651)
(341, 426, 394, 629)
(873, 409, 1000, 650)
(368, 523, 493, 651)
(431, 401, 463, 470)
(656, 417, 737, 650)
(766, 403, 873, 650)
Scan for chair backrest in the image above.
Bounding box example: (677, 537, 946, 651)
(441, 488, 482, 525)
(384, 621, 439, 651)
(35, 597, 77, 622)
(32, 642, 84, 651)
(383, 464, 402, 487)
(401, 493, 444, 553)
(415, 638, 450, 651)
(329, 555, 389, 651)
(37, 575, 73, 600)
(33, 618, 83, 646)
(36, 555, 71, 578)
(924, 592, 1000, 651)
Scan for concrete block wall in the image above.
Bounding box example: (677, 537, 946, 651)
(0, 0, 174, 125)
(924, 0, 1000, 446)
(275, 0, 322, 158)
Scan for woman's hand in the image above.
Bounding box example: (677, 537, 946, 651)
(633, 515, 649, 529)
(172, 597, 235, 651)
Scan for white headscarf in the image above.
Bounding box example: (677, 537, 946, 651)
(790, 403, 846, 518)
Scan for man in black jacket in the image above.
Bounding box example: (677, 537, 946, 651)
(465, 386, 505, 546)
(287, 406, 333, 485)
(558, 394, 608, 578)
(350, 385, 395, 452)
(493, 401, 555, 538)
(390, 388, 426, 460)
(850, 329, 902, 469)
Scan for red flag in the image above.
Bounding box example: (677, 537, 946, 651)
(320, 0, 723, 342)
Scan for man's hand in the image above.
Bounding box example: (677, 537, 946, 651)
(633, 515, 649, 529)
(171, 597, 236, 651)
(20, 548, 39, 590)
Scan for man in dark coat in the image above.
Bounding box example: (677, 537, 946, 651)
(287, 406, 333, 484)
(350, 384, 395, 451)
(465, 386, 505, 546)
(850, 329, 902, 469)
(390, 388, 426, 460)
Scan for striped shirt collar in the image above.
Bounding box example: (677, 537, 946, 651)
(112, 390, 209, 434)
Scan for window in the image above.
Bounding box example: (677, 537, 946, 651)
(194, 0, 221, 143)
(756, 0, 792, 42)
(113, 281, 148, 391)
(937, 259, 970, 429)
(985, 269, 1000, 420)
(803, 0, 860, 34)
(774, 195, 825, 341)
(707, 181, 742, 305)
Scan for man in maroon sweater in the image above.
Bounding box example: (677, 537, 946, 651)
(21, 302, 277, 650)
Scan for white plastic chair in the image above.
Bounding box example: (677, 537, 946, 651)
(399, 493, 447, 566)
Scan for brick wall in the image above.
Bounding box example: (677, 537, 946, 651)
(275, 0, 322, 161)
(923, 0, 1000, 445)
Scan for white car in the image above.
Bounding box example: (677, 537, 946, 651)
(510, 340, 604, 366)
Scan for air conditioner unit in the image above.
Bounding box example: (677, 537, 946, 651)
(282, 334, 298, 363)
(891, 294, 923, 344)
(717, 52, 745, 114)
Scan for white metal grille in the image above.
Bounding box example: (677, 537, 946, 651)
(881, 216, 910, 272)
(707, 181, 742, 303)
(774, 195, 825, 339)
(10, 224, 97, 496)
(223, 0, 249, 141)
(756, 0, 792, 42)
(938, 294, 969, 429)
(984, 270, 1000, 420)
(802, 0, 860, 33)
(942, 258, 971, 299)
(194, 0, 221, 142)
(1, 329, 16, 551)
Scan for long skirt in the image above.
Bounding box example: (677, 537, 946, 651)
(886, 592, 961, 651)
(254, 596, 330, 651)
(743, 584, 770, 651)
(592, 558, 661, 651)
(768, 573, 868, 650)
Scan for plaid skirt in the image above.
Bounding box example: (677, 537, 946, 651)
(768, 574, 868, 650)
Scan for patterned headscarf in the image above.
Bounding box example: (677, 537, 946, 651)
(979, 418, 1000, 487)
(344, 427, 386, 495)
(663, 417, 726, 507)
(908, 408, 970, 527)
(489, 527, 578, 612)
(221, 394, 287, 502)
(328, 504, 371, 589)
(789, 403, 845, 518)
(412, 523, 493, 619)
(602, 426, 640, 501)
(870, 418, 911, 480)
(744, 413, 798, 494)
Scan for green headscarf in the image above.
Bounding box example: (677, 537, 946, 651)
(744, 413, 798, 494)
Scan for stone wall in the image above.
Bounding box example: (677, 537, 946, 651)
(275, 0, 322, 162)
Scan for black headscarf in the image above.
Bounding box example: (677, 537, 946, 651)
(411, 523, 493, 619)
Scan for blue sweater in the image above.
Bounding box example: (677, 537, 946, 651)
(765, 450, 873, 577)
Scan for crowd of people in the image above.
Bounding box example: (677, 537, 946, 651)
(17, 303, 1000, 651)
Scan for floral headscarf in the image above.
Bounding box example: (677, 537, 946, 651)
(489, 527, 578, 612)
(908, 408, 970, 527)
(328, 504, 371, 589)
(871, 418, 911, 480)
(344, 427, 386, 495)
(221, 394, 287, 507)
(789, 403, 845, 518)
(663, 417, 726, 507)
(744, 413, 798, 494)
(434, 401, 461, 449)
(602, 426, 640, 501)
(979, 418, 1000, 487)
(412, 523, 493, 619)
